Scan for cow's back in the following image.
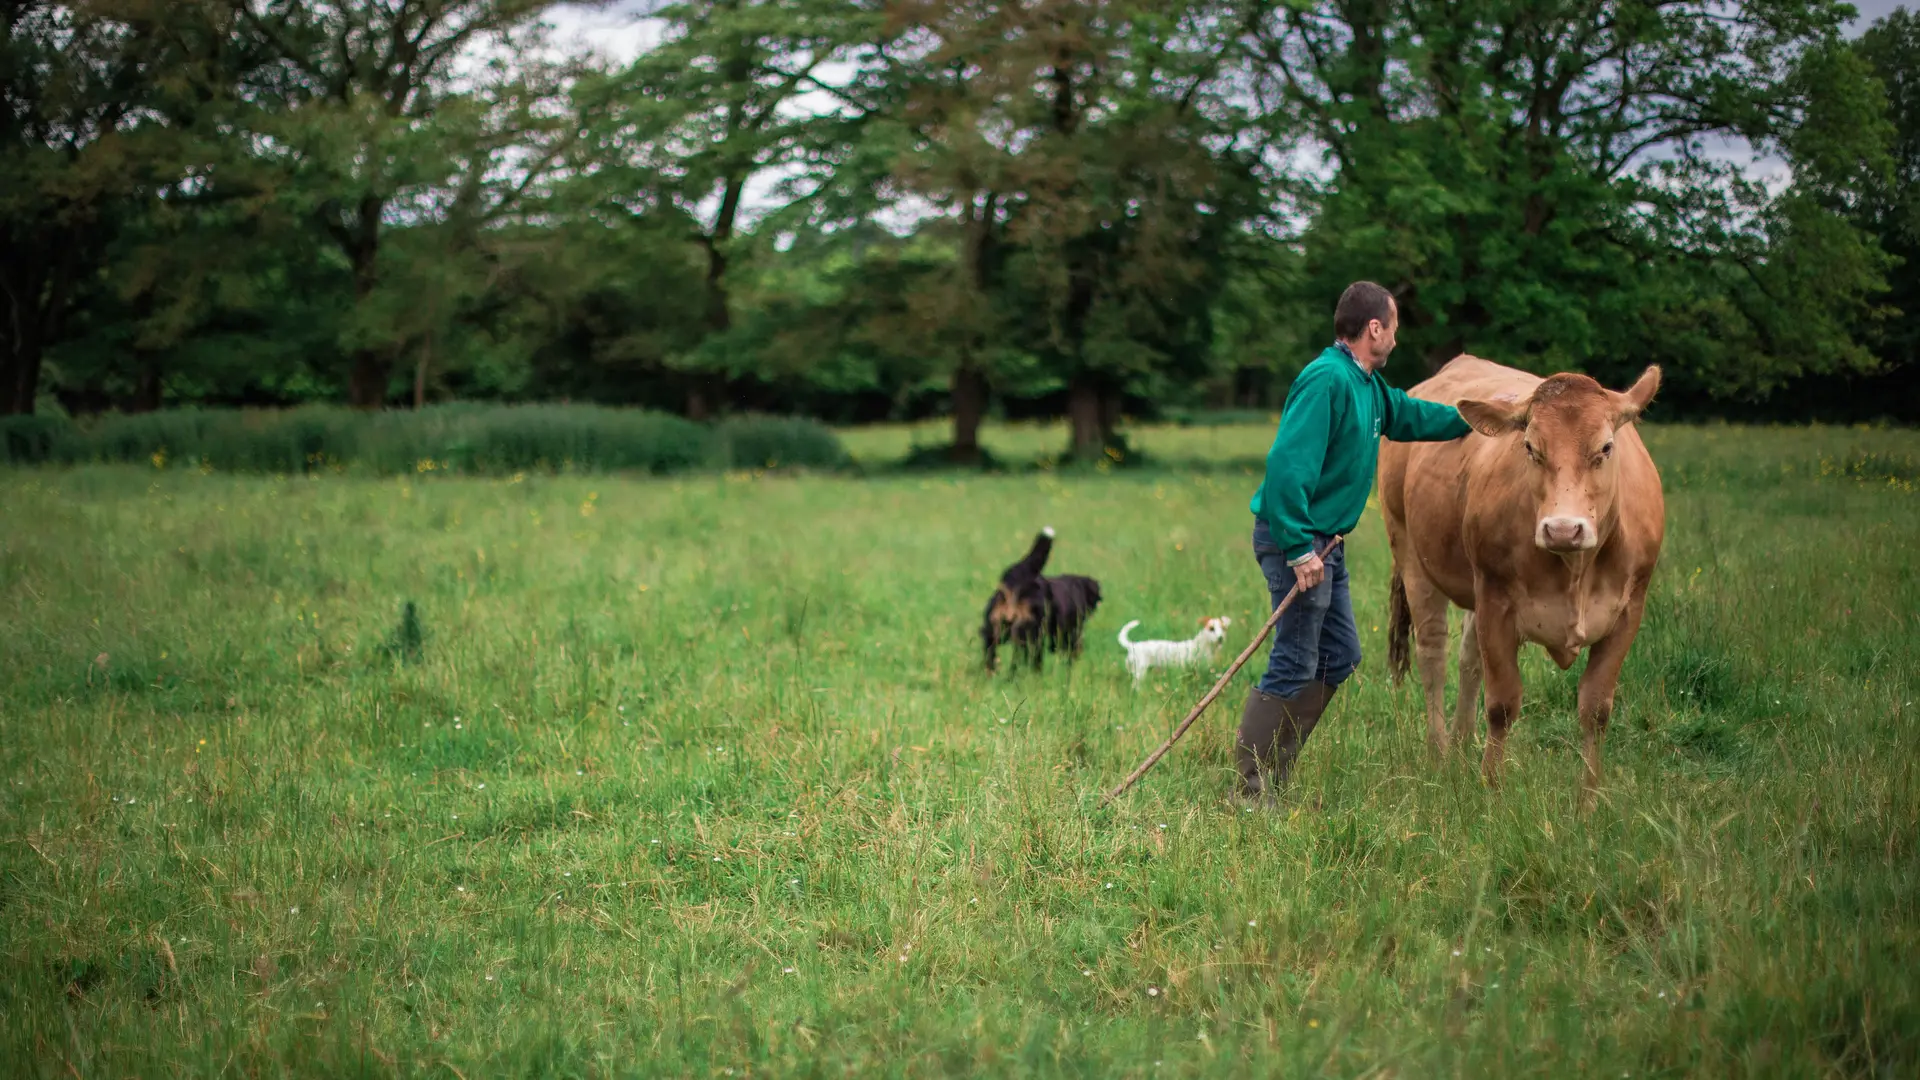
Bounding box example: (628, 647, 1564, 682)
(1379, 357, 1542, 608)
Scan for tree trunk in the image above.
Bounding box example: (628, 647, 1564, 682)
(413, 333, 433, 410)
(684, 174, 746, 422)
(0, 339, 41, 415)
(339, 199, 389, 409)
(130, 350, 163, 413)
(348, 348, 391, 409)
(0, 249, 70, 416)
(950, 362, 986, 463)
(948, 189, 999, 464)
(1067, 374, 1105, 459)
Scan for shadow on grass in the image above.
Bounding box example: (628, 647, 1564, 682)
(876, 440, 1266, 476)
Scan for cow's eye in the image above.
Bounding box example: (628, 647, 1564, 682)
(1601, 441, 1614, 457)
(1523, 441, 1540, 463)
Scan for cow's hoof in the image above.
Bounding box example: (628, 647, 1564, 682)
(1232, 786, 1278, 812)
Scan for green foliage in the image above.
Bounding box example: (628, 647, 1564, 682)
(1252, 0, 1895, 401)
(887, 0, 1265, 455)
(4, 1, 1915, 424)
(1848, 9, 1920, 411)
(4, 405, 849, 475)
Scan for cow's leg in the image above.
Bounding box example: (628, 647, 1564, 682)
(1575, 584, 1648, 812)
(1475, 598, 1524, 786)
(1452, 609, 1483, 752)
(1402, 569, 1453, 756)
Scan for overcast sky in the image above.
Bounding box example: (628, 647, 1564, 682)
(542, 1, 659, 63)
(1849, 0, 1909, 31)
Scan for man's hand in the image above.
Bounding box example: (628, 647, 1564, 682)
(1292, 553, 1325, 592)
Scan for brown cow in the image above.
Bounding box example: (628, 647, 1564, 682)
(1377, 356, 1665, 808)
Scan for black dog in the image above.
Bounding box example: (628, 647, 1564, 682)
(981, 527, 1102, 672)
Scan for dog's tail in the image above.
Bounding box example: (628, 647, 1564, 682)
(1387, 562, 1412, 686)
(1007, 527, 1054, 582)
(1117, 619, 1140, 648)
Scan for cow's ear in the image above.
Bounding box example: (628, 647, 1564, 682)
(1456, 398, 1528, 438)
(1612, 365, 1661, 426)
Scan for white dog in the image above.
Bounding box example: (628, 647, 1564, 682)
(1118, 616, 1232, 687)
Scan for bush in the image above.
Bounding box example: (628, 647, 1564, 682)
(1, 405, 847, 476)
(715, 414, 849, 470)
(0, 414, 74, 465)
(43, 407, 359, 472)
(355, 405, 715, 475)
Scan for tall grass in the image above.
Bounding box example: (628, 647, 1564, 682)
(0, 423, 1915, 1076)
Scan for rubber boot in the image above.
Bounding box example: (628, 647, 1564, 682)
(1236, 682, 1338, 802)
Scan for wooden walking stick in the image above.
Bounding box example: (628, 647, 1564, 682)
(1101, 535, 1344, 806)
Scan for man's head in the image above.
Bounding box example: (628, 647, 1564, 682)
(1334, 281, 1397, 370)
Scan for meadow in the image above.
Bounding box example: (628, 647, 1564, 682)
(2, 421, 1917, 1077)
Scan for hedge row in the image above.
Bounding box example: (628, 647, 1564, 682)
(0, 405, 848, 474)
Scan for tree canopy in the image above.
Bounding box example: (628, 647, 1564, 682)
(5, 0, 1916, 445)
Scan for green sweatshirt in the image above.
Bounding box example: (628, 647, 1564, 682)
(1250, 345, 1471, 562)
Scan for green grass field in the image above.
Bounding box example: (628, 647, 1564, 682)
(3, 422, 1917, 1077)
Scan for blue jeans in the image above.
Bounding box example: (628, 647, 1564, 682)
(1252, 519, 1362, 699)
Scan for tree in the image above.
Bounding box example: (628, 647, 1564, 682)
(234, 0, 564, 407)
(892, 0, 1263, 458)
(457, 212, 712, 406)
(36, 0, 333, 414)
(1205, 233, 1314, 409)
(570, 0, 887, 417)
(0, 1, 191, 414)
(1848, 7, 1920, 418)
(1244, 0, 1892, 400)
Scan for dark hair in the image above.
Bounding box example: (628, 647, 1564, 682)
(1334, 281, 1396, 341)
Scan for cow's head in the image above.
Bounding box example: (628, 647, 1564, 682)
(1456, 367, 1660, 553)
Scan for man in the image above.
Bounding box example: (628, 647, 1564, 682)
(1238, 281, 1471, 801)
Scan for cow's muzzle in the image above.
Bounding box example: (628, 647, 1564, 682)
(1536, 516, 1597, 552)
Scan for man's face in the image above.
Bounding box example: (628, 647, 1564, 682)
(1365, 301, 1399, 367)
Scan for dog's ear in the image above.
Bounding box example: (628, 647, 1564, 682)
(1220, 616, 1232, 628)
(1198, 617, 1209, 627)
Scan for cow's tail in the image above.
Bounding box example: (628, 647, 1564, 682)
(1387, 563, 1412, 687)
(1117, 619, 1139, 648)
